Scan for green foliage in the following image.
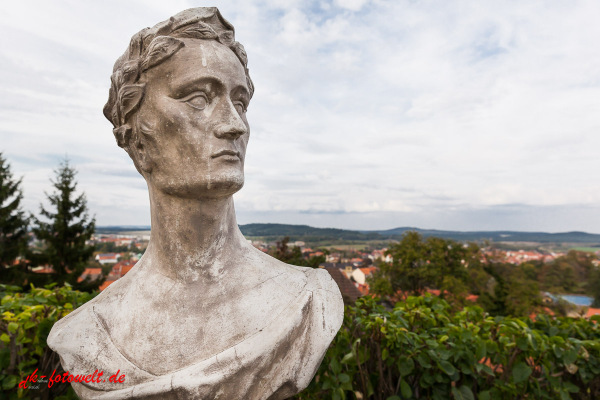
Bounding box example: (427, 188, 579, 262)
(295, 295, 600, 400)
(367, 232, 542, 317)
(0, 153, 30, 283)
(476, 262, 542, 318)
(426, 237, 472, 300)
(270, 236, 326, 268)
(93, 241, 131, 254)
(503, 268, 541, 317)
(589, 268, 600, 308)
(0, 283, 96, 399)
(370, 231, 432, 296)
(31, 159, 100, 291)
(369, 232, 477, 302)
(272, 237, 305, 265)
(535, 251, 595, 295)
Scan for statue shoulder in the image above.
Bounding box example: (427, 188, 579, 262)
(249, 246, 344, 320)
(305, 266, 343, 293)
(47, 299, 107, 375)
(48, 297, 98, 352)
(303, 267, 345, 334)
(48, 293, 155, 392)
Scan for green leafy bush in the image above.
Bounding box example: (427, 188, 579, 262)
(3, 284, 599, 399)
(296, 295, 600, 400)
(0, 283, 96, 399)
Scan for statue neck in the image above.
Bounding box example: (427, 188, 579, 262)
(144, 186, 246, 283)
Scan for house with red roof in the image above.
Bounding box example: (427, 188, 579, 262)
(586, 307, 600, 318)
(31, 266, 54, 274)
(95, 253, 121, 265)
(351, 266, 377, 286)
(99, 260, 138, 291)
(111, 260, 136, 278)
(77, 267, 103, 283)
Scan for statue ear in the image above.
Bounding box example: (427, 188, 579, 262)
(123, 130, 152, 175)
(113, 126, 132, 148)
(133, 119, 157, 174)
(134, 137, 152, 174)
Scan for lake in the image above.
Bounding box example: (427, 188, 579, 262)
(558, 294, 593, 307)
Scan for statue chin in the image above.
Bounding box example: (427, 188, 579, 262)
(47, 7, 344, 400)
(157, 176, 245, 199)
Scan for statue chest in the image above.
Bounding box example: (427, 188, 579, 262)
(94, 278, 300, 375)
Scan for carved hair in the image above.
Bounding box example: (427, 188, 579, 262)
(103, 7, 253, 152)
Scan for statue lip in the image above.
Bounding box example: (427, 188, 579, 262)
(211, 149, 240, 159)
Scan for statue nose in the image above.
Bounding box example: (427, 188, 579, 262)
(214, 124, 246, 139)
(214, 101, 247, 139)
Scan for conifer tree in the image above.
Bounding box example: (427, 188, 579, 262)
(0, 153, 29, 278)
(32, 159, 98, 290)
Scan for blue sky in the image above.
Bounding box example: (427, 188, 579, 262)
(1, 0, 600, 232)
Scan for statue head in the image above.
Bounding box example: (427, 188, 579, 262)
(103, 8, 254, 198)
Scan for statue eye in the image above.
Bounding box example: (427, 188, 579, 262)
(184, 94, 208, 110)
(233, 101, 246, 115)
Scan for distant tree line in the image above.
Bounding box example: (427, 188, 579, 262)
(240, 223, 383, 242)
(268, 236, 327, 269)
(94, 241, 135, 254)
(368, 231, 600, 317)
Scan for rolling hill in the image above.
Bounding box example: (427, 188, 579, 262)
(96, 223, 600, 244)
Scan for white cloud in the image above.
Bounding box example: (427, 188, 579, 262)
(1, 0, 599, 231)
(334, 0, 369, 12)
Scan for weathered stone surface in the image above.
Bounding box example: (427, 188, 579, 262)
(47, 7, 343, 400)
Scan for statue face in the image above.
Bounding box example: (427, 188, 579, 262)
(136, 39, 251, 198)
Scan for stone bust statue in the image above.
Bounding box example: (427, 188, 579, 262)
(48, 8, 343, 400)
